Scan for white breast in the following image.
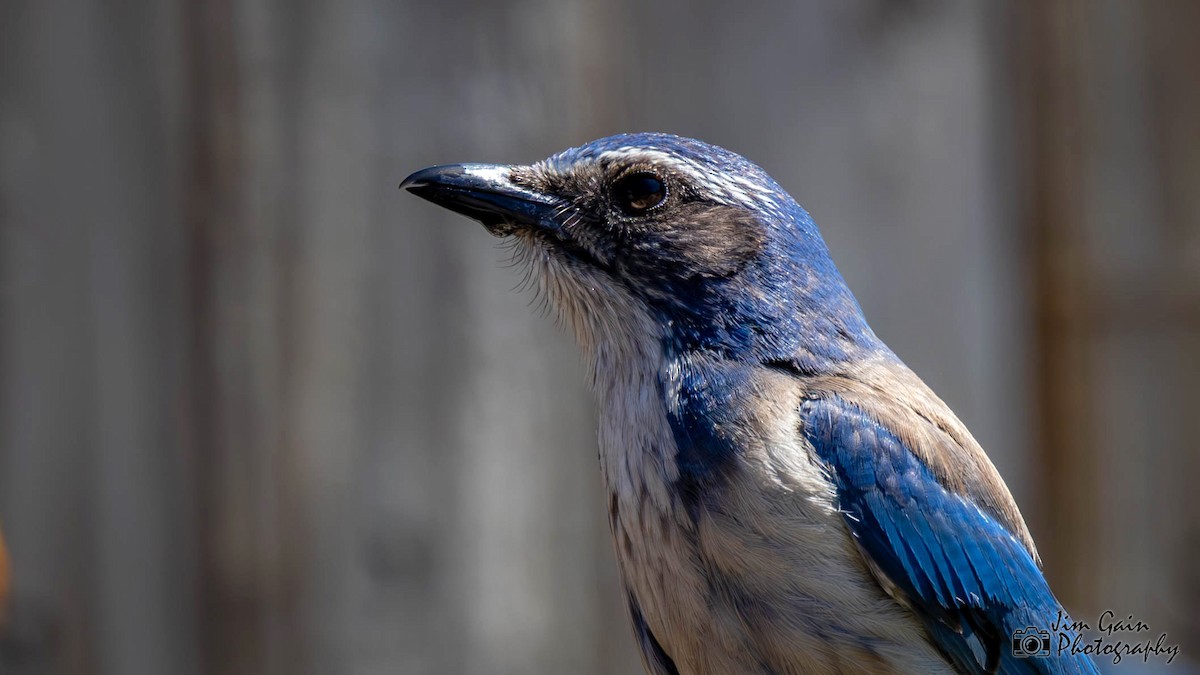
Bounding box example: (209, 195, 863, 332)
(602, 364, 948, 673)
(523, 237, 952, 673)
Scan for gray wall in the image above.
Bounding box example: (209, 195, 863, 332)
(0, 1, 1195, 673)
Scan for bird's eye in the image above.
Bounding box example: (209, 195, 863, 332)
(613, 173, 667, 215)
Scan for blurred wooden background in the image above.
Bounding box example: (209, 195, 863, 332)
(1, 1, 1196, 673)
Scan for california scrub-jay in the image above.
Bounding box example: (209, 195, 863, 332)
(402, 134, 1098, 674)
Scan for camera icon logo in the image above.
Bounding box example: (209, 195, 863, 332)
(1012, 627, 1052, 658)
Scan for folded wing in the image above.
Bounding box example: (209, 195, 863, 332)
(800, 395, 1099, 675)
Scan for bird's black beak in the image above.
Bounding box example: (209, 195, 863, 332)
(400, 163, 562, 236)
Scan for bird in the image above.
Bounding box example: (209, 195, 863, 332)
(402, 133, 1099, 674)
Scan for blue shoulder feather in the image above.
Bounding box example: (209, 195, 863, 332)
(800, 395, 1099, 675)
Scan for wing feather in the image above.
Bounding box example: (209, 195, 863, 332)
(800, 395, 1099, 675)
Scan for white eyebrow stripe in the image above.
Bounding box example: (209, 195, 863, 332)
(596, 148, 704, 175)
(595, 148, 764, 208)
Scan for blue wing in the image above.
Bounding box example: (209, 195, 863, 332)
(800, 395, 1099, 675)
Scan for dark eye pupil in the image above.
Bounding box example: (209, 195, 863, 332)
(615, 173, 666, 214)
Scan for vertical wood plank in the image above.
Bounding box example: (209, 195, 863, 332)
(1, 0, 197, 673)
(1013, 0, 1100, 609)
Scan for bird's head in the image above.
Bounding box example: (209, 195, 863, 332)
(403, 133, 880, 375)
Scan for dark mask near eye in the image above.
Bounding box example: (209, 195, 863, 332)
(613, 173, 667, 215)
(603, 170, 764, 291)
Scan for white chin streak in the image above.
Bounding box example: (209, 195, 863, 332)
(509, 230, 684, 528)
(509, 233, 662, 392)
